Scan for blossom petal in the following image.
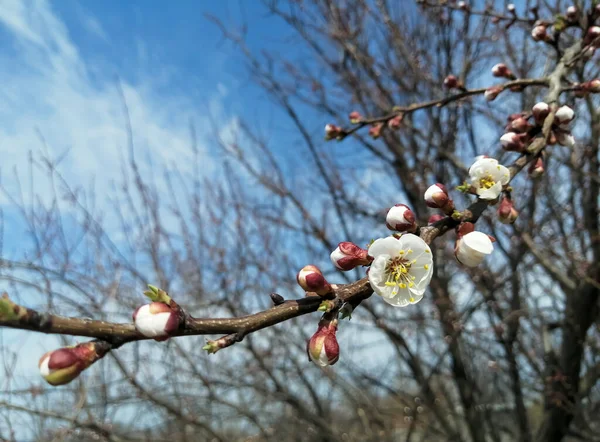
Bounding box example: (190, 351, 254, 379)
(398, 233, 429, 254)
(368, 237, 401, 258)
(462, 232, 493, 254)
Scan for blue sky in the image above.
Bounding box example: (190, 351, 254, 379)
(0, 0, 303, 427)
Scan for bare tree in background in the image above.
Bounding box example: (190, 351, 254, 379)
(1, 1, 600, 441)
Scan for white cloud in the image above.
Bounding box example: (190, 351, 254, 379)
(0, 0, 222, 208)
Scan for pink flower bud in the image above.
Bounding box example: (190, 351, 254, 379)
(555, 130, 575, 148)
(554, 105, 575, 127)
(424, 183, 450, 209)
(585, 79, 600, 93)
(500, 132, 526, 152)
(307, 321, 339, 366)
(387, 114, 403, 130)
(443, 75, 459, 89)
(491, 63, 514, 79)
(497, 198, 519, 224)
(133, 302, 179, 341)
(297, 265, 332, 297)
(386, 204, 417, 232)
(566, 6, 578, 22)
(456, 222, 475, 238)
(369, 123, 383, 139)
(531, 25, 548, 42)
(509, 117, 530, 133)
(325, 124, 342, 140)
(528, 157, 544, 178)
(532, 102, 550, 124)
(349, 111, 362, 124)
(39, 342, 105, 386)
(428, 214, 445, 225)
(330, 242, 372, 271)
(584, 26, 600, 46)
(484, 86, 503, 101)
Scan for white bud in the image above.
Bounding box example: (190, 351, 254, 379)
(455, 231, 494, 267)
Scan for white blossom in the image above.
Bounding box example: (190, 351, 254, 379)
(455, 231, 493, 267)
(367, 234, 433, 307)
(469, 157, 510, 200)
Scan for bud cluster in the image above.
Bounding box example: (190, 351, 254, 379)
(500, 102, 576, 153)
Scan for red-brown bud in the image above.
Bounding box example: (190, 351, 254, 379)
(528, 157, 544, 178)
(428, 214, 445, 225)
(386, 204, 417, 232)
(484, 86, 503, 101)
(307, 320, 339, 366)
(297, 265, 333, 297)
(325, 124, 343, 141)
(500, 132, 527, 152)
(532, 102, 550, 125)
(531, 25, 548, 42)
(424, 183, 451, 209)
(584, 26, 600, 46)
(349, 111, 362, 124)
(443, 75, 460, 89)
(369, 123, 384, 139)
(387, 114, 403, 130)
(491, 63, 515, 79)
(497, 197, 519, 224)
(39, 342, 107, 386)
(330, 242, 372, 271)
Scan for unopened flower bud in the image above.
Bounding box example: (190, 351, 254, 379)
(330, 242, 372, 271)
(388, 114, 403, 130)
(528, 157, 544, 178)
(500, 132, 526, 152)
(443, 75, 459, 89)
(584, 26, 600, 46)
(455, 230, 494, 267)
(554, 105, 575, 127)
(297, 265, 332, 297)
(556, 130, 575, 147)
(532, 102, 550, 124)
(386, 204, 417, 232)
(531, 25, 548, 42)
(424, 183, 451, 209)
(307, 321, 339, 367)
(133, 302, 179, 341)
(509, 117, 530, 133)
(507, 4, 515, 13)
(491, 63, 514, 79)
(369, 123, 383, 139)
(428, 214, 445, 225)
(585, 79, 600, 93)
(325, 124, 343, 140)
(497, 198, 519, 224)
(484, 86, 503, 101)
(349, 111, 362, 124)
(39, 342, 107, 386)
(566, 6, 578, 22)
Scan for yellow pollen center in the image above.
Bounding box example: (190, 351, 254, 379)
(479, 175, 496, 189)
(384, 252, 414, 296)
